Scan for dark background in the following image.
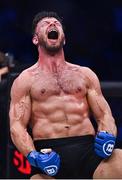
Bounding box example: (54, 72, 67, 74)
(0, 0, 122, 81)
(0, 0, 122, 178)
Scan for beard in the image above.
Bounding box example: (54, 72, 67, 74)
(38, 35, 65, 53)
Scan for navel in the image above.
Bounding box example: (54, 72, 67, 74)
(65, 125, 70, 129)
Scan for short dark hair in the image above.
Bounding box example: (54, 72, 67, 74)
(32, 11, 63, 35)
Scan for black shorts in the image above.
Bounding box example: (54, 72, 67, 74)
(31, 135, 103, 179)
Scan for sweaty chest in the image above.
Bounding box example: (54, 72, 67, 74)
(30, 70, 87, 100)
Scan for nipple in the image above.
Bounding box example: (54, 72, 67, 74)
(41, 88, 46, 94)
(78, 87, 81, 91)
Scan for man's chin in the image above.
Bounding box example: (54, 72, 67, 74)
(45, 41, 63, 52)
(40, 38, 64, 53)
(46, 45, 61, 53)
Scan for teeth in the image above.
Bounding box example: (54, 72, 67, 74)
(48, 29, 57, 33)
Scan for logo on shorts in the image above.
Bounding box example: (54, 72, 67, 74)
(13, 150, 31, 174)
(44, 165, 58, 176)
(103, 140, 115, 156)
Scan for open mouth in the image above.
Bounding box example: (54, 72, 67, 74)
(48, 30, 58, 40)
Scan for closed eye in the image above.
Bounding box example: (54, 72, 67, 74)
(41, 21, 50, 26)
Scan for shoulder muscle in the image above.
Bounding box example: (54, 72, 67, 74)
(10, 70, 31, 101)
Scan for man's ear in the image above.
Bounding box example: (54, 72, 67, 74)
(32, 35, 38, 45)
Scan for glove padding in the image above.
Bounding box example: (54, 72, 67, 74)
(27, 150, 60, 176)
(94, 131, 116, 158)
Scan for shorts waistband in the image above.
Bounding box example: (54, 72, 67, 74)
(34, 135, 94, 149)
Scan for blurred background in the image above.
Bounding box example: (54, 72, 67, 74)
(0, 0, 122, 178)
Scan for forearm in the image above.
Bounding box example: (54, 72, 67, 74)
(97, 114, 117, 136)
(10, 122, 35, 157)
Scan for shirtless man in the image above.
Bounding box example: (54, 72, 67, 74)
(9, 11, 122, 179)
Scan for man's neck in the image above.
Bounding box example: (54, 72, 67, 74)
(37, 46, 66, 73)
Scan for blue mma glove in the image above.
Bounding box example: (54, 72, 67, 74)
(94, 131, 116, 158)
(27, 150, 60, 176)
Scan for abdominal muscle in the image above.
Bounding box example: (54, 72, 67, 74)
(31, 94, 95, 140)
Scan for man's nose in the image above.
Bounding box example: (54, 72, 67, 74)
(49, 22, 56, 27)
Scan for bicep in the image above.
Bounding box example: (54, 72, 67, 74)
(86, 70, 112, 119)
(87, 88, 112, 119)
(9, 78, 31, 128)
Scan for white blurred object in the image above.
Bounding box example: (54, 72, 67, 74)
(5, 52, 15, 68)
